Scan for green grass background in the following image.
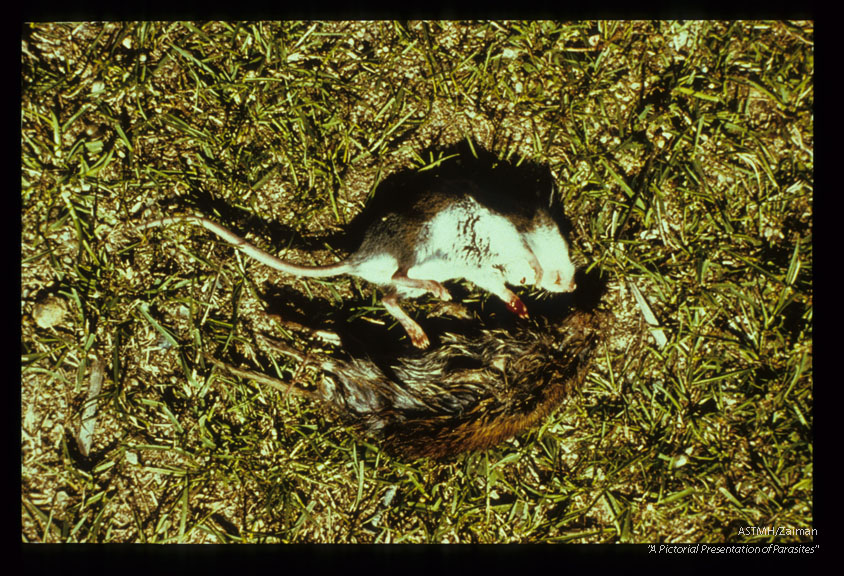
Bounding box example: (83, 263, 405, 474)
(21, 21, 812, 543)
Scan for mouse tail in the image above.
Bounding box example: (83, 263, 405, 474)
(139, 215, 354, 278)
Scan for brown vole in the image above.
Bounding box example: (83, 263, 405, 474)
(211, 308, 603, 459)
(140, 179, 577, 348)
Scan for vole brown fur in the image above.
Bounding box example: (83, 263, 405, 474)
(211, 308, 603, 459)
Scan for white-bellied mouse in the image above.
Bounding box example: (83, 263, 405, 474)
(139, 179, 577, 348)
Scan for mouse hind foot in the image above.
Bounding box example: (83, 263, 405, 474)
(381, 291, 430, 349)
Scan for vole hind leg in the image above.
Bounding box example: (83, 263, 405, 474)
(391, 269, 451, 301)
(381, 290, 431, 349)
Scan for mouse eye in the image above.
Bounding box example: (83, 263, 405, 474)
(520, 277, 526, 284)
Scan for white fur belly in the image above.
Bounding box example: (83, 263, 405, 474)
(353, 253, 401, 286)
(409, 199, 524, 281)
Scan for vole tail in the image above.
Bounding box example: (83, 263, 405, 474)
(139, 215, 353, 278)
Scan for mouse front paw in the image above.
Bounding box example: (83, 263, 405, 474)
(506, 296, 529, 319)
